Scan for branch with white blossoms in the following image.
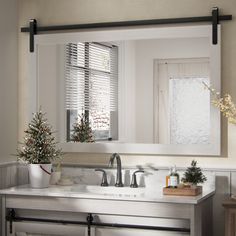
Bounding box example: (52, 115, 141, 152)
(203, 81, 236, 124)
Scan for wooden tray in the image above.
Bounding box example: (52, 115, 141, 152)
(163, 186, 202, 196)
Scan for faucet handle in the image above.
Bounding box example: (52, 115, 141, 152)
(130, 170, 144, 188)
(95, 169, 109, 187)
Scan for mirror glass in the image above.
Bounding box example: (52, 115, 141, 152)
(32, 25, 221, 155)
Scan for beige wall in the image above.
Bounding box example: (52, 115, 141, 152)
(0, 0, 18, 163)
(18, 0, 236, 168)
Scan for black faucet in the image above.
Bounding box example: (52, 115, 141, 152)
(109, 153, 124, 187)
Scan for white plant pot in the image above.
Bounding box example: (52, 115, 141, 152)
(28, 164, 52, 188)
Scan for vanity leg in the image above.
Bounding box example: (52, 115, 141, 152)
(190, 197, 213, 236)
(191, 204, 202, 236)
(2, 196, 6, 236)
(204, 197, 213, 236)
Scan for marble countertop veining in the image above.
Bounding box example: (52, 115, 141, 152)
(0, 184, 215, 205)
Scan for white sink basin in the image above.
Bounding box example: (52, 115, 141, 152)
(71, 185, 145, 197)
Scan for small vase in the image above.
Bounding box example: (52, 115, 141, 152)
(50, 171, 61, 185)
(28, 163, 52, 188)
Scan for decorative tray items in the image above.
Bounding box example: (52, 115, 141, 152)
(163, 160, 206, 196)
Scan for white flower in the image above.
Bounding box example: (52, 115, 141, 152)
(203, 82, 236, 124)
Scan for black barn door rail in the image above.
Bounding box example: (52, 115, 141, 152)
(21, 7, 232, 52)
(6, 210, 190, 235)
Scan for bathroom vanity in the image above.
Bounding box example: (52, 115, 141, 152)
(9, 23, 218, 236)
(1, 185, 214, 236)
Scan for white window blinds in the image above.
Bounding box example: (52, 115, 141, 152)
(65, 42, 118, 141)
(65, 42, 118, 112)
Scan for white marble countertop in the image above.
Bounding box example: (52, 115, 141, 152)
(0, 184, 215, 205)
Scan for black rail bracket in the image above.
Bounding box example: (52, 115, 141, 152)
(212, 7, 219, 45)
(29, 19, 37, 53)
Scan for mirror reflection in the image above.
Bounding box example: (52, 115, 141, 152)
(33, 25, 221, 155)
(61, 37, 210, 144)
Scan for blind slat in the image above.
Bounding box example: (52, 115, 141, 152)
(65, 42, 118, 111)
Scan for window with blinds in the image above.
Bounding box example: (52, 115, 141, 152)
(65, 42, 118, 141)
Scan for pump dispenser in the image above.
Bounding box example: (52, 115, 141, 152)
(169, 166, 179, 188)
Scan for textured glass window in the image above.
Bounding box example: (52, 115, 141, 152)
(169, 77, 210, 144)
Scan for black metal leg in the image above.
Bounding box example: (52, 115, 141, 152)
(6, 209, 15, 234)
(87, 213, 94, 236)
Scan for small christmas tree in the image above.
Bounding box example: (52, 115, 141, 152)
(181, 160, 207, 186)
(71, 113, 94, 142)
(17, 110, 62, 164)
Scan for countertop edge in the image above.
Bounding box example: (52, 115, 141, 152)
(0, 185, 215, 205)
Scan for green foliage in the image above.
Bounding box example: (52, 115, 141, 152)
(181, 160, 207, 185)
(71, 113, 94, 143)
(17, 111, 62, 164)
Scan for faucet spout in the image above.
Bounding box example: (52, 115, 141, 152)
(109, 153, 123, 187)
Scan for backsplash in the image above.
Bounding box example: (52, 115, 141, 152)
(0, 162, 17, 189)
(61, 166, 216, 191)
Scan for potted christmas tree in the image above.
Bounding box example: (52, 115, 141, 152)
(181, 160, 207, 188)
(17, 110, 62, 188)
